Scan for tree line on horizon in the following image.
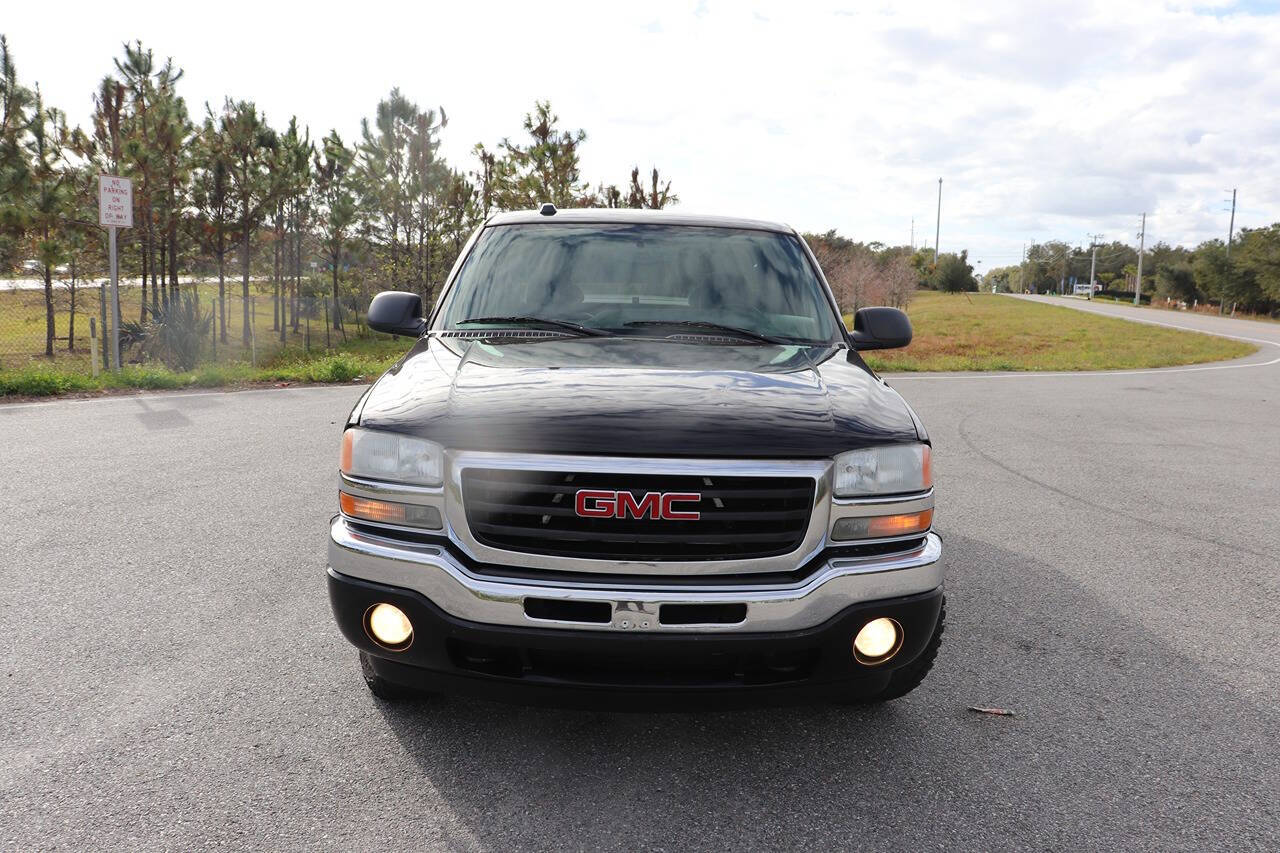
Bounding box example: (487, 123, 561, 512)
(805, 231, 980, 311)
(0, 35, 679, 357)
(984, 230, 1280, 313)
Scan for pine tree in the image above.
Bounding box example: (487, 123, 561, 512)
(219, 99, 276, 345)
(356, 89, 436, 292)
(113, 42, 173, 318)
(0, 35, 33, 273)
(267, 117, 311, 339)
(476, 101, 588, 209)
(314, 130, 356, 331)
(152, 83, 192, 305)
(190, 113, 232, 341)
(626, 166, 678, 209)
(26, 90, 73, 356)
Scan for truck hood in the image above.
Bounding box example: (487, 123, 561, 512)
(354, 336, 922, 458)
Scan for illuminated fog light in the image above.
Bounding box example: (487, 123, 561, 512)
(853, 617, 902, 664)
(366, 603, 414, 649)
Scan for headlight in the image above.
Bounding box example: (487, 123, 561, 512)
(341, 427, 443, 486)
(833, 444, 931, 497)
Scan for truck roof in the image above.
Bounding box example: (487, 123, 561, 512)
(485, 207, 795, 235)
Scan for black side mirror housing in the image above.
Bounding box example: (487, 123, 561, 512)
(849, 306, 912, 351)
(368, 291, 426, 338)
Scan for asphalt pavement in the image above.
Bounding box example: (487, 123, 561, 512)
(2, 298, 1277, 851)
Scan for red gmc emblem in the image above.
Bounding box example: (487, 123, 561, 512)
(575, 489, 701, 520)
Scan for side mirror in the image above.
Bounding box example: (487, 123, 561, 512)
(849, 307, 912, 350)
(368, 291, 425, 338)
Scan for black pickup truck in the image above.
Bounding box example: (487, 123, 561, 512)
(327, 207, 943, 708)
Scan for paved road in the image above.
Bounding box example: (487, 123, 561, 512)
(1014, 292, 1280, 347)
(2, 304, 1277, 851)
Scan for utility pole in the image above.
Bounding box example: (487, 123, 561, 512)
(910, 216, 914, 250)
(1017, 243, 1025, 293)
(1086, 233, 1103, 300)
(933, 178, 942, 266)
(1222, 188, 1236, 314)
(1225, 188, 1237, 258)
(1134, 213, 1146, 307)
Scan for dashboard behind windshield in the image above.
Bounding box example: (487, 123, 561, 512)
(436, 223, 841, 343)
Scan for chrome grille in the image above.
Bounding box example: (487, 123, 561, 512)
(461, 468, 815, 561)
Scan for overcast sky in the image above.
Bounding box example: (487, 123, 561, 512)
(5, 0, 1279, 271)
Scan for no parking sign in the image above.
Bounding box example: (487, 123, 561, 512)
(98, 175, 133, 228)
(99, 175, 132, 371)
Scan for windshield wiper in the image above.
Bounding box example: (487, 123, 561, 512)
(622, 320, 789, 345)
(457, 316, 610, 337)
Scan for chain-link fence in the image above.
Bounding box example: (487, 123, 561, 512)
(0, 279, 375, 372)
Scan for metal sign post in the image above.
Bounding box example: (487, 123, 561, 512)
(108, 225, 121, 370)
(98, 175, 132, 371)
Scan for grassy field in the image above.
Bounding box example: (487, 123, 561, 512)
(0, 288, 1258, 397)
(856, 291, 1255, 372)
(0, 280, 354, 370)
(0, 281, 408, 397)
(0, 337, 406, 396)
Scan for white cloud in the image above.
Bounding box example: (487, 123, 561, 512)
(3, 0, 1278, 271)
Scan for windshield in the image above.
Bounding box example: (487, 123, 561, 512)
(436, 223, 841, 343)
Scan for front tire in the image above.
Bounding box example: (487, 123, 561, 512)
(359, 651, 419, 701)
(840, 597, 945, 704)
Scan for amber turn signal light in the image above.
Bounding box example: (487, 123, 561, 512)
(831, 509, 933, 541)
(341, 492, 405, 523)
(339, 492, 443, 529)
(866, 509, 933, 537)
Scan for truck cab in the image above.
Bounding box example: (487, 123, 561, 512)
(327, 207, 943, 708)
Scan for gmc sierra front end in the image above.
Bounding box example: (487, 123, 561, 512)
(327, 207, 943, 708)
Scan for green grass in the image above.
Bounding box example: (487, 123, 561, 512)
(2, 289, 1258, 397)
(854, 291, 1255, 372)
(0, 337, 406, 397)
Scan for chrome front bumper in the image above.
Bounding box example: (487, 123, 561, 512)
(328, 517, 943, 634)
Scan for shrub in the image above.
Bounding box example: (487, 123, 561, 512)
(1155, 264, 1199, 303)
(114, 366, 186, 390)
(0, 366, 85, 396)
(190, 364, 254, 387)
(122, 293, 214, 371)
(303, 353, 365, 382)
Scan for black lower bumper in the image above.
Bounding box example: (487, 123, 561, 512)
(329, 570, 943, 709)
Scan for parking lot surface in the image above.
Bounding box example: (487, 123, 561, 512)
(2, 301, 1277, 851)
